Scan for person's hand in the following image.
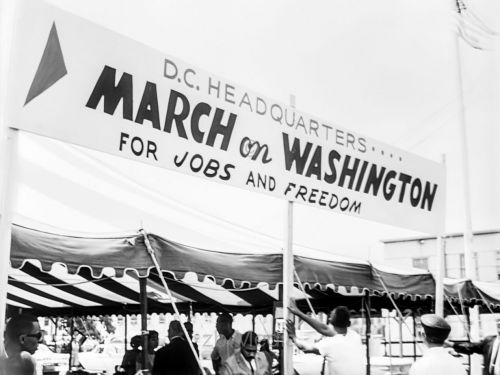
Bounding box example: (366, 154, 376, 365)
(286, 319, 296, 341)
(288, 299, 300, 316)
(443, 340, 454, 348)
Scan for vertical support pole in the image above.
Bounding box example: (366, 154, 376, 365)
(283, 200, 294, 375)
(451, 0, 475, 281)
(124, 314, 128, 353)
(412, 311, 417, 361)
(282, 94, 295, 375)
(68, 317, 74, 370)
(0, 128, 19, 348)
(364, 292, 371, 375)
(0, 0, 19, 356)
(436, 236, 445, 317)
(398, 317, 403, 358)
(435, 155, 447, 317)
(139, 277, 149, 370)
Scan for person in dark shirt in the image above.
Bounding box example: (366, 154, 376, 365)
(152, 320, 198, 375)
(184, 322, 199, 356)
(120, 335, 141, 375)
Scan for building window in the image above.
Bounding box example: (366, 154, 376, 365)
(412, 257, 428, 270)
(496, 251, 500, 280)
(459, 254, 466, 278)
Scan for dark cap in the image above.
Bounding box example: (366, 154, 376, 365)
(420, 314, 451, 343)
(241, 331, 258, 350)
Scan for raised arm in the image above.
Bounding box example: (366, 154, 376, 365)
(286, 319, 320, 355)
(288, 301, 335, 337)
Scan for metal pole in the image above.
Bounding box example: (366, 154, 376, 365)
(451, 0, 475, 281)
(436, 236, 445, 317)
(435, 155, 446, 317)
(124, 314, 128, 353)
(282, 94, 295, 375)
(412, 311, 417, 361)
(283, 200, 294, 375)
(139, 277, 149, 370)
(398, 317, 403, 358)
(0, 128, 19, 345)
(0, 0, 19, 355)
(365, 292, 371, 375)
(68, 317, 74, 370)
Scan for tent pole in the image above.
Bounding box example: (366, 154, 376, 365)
(0, 128, 19, 349)
(283, 199, 294, 375)
(0, 0, 19, 355)
(412, 311, 417, 361)
(450, 0, 475, 281)
(124, 314, 128, 354)
(282, 94, 295, 375)
(364, 291, 371, 375)
(68, 316, 74, 370)
(435, 155, 446, 317)
(139, 277, 149, 371)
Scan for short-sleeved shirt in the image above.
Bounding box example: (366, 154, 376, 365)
(211, 330, 242, 365)
(315, 329, 364, 375)
(409, 347, 466, 375)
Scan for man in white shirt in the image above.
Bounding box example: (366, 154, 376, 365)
(211, 313, 242, 375)
(288, 304, 364, 375)
(409, 314, 466, 375)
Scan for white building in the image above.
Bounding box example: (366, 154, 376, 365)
(382, 230, 500, 282)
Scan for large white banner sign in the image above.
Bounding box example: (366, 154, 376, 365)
(6, 1, 446, 234)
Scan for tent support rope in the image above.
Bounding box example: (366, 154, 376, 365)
(444, 293, 471, 339)
(474, 285, 496, 315)
(293, 269, 316, 315)
(141, 229, 206, 375)
(371, 266, 425, 354)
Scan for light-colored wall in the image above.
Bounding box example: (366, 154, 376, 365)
(383, 232, 500, 281)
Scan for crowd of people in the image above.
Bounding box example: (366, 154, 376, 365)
(2, 305, 500, 375)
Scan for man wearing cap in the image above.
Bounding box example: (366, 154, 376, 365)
(409, 314, 466, 375)
(220, 331, 272, 375)
(212, 313, 242, 375)
(287, 304, 364, 375)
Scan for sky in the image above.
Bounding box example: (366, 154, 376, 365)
(6, 0, 500, 261)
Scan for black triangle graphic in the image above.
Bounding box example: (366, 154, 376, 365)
(25, 22, 67, 105)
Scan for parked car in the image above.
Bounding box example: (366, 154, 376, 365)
(33, 344, 69, 375)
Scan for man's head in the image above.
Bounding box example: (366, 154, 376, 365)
(148, 330, 159, 350)
(168, 321, 183, 341)
(328, 306, 351, 330)
(420, 314, 451, 346)
(184, 322, 194, 340)
(216, 313, 233, 336)
(130, 335, 141, 349)
(241, 331, 258, 361)
(5, 314, 41, 355)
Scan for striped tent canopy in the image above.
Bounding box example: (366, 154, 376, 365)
(7, 224, 500, 317)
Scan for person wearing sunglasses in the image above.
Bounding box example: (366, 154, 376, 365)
(219, 331, 272, 375)
(1, 314, 42, 375)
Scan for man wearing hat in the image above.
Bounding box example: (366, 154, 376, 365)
(288, 304, 364, 375)
(409, 314, 466, 375)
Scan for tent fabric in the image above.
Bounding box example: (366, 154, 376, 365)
(8, 224, 500, 317)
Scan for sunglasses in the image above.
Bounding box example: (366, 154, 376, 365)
(24, 332, 42, 340)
